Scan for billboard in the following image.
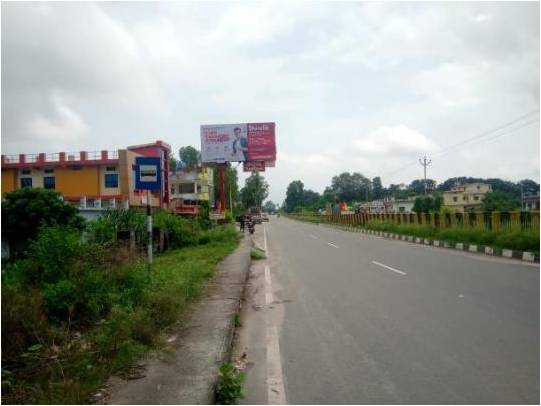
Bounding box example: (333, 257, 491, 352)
(243, 161, 266, 172)
(201, 122, 276, 163)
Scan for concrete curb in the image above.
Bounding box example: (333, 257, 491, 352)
(313, 221, 539, 264)
(99, 235, 252, 405)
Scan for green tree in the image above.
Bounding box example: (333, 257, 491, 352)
(263, 201, 277, 213)
(240, 173, 269, 209)
(284, 180, 305, 213)
(329, 172, 371, 202)
(372, 176, 384, 199)
(409, 178, 437, 195)
(169, 157, 180, 171)
(482, 191, 521, 212)
(178, 146, 201, 168)
(413, 194, 442, 213)
(2, 188, 85, 257)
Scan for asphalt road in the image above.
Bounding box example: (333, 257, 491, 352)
(235, 216, 539, 404)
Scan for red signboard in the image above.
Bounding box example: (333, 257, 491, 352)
(247, 122, 276, 161)
(243, 161, 266, 172)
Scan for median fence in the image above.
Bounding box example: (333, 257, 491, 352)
(287, 211, 539, 262)
(291, 211, 540, 233)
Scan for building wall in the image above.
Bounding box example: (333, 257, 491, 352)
(443, 183, 491, 212)
(56, 166, 100, 197)
(1, 169, 17, 194)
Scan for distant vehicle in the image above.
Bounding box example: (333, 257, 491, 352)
(262, 212, 269, 222)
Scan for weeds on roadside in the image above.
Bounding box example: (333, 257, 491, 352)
(250, 248, 267, 260)
(215, 363, 245, 404)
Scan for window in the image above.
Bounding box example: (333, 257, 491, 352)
(105, 173, 118, 188)
(474, 196, 479, 201)
(463, 196, 468, 201)
(179, 183, 195, 193)
(43, 176, 55, 189)
(106, 166, 117, 172)
(20, 177, 32, 188)
(452, 196, 457, 202)
(171, 185, 175, 195)
(44, 168, 54, 174)
(21, 169, 31, 175)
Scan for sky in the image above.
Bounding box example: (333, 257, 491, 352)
(2, 1, 540, 204)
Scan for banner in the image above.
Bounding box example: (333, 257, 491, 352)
(201, 122, 276, 163)
(243, 161, 266, 172)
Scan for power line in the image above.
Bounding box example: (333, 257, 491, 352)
(380, 109, 540, 178)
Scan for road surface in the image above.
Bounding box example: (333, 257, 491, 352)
(233, 216, 539, 404)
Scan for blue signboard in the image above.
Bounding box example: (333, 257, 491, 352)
(135, 157, 162, 190)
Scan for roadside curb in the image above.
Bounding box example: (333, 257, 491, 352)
(100, 234, 252, 405)
(317, 222, 539, 264)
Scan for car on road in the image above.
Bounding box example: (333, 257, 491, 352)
(262, 213, 269, 222)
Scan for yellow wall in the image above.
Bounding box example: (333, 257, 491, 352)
(56, 166, 100, 197)
(2, 169, 17, 194)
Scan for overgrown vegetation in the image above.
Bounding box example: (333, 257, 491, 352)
(215, 363, 245, 404)
(364, 220, 539, 253)
(250, 247, 267, 260)
(1, 189, 240, 404)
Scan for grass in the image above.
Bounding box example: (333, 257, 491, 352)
(2, 230, 239, 404)
(250, 247, 267, 260)
(363, 221, 539, 254)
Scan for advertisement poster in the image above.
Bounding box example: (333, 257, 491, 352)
(243, 161, 266, 172)
(201, 122, 276, 163)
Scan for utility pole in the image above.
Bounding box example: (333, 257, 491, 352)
(419, 155, 432, 195)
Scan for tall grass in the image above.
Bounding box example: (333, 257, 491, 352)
(1, 225, 239, 404)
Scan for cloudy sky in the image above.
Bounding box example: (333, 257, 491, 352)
(2, 1, 539, 203)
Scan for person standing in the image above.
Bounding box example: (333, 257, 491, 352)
(231, 127, 248, 161)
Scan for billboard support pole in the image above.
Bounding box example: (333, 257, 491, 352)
(147, 189, 153, 274)
(218, 163, 226, 212)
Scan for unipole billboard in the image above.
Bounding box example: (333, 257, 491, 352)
(200, 122, 276, 163)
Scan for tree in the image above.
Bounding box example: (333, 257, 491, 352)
(169, 156, 180, 171)
(2, 188, 86, 257)
(178, 146, 201, 168)
(284, 180, 304, 213)
(263, 201, 277, 213)
(409, 178, 436, 195)
(240, 173, 269, 209)
(482, 191, 521, 212)
(329, 172, 370, 202)
(413, 194, 442, 213)
(372, 176, 384, 199)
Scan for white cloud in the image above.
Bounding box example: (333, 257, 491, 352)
(2, 1, 539, 204)
(352, 125, 438, 156)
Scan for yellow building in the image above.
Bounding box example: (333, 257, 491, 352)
(169, 166, 214, 216)
(443, 182, 492, 212)
(1, 141, 171, 210)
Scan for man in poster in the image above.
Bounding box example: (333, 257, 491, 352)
(231, 127, 248, 161)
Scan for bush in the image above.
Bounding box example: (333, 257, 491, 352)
(2, 188, 85, 257)
(31, 227, 83, 284)
(86, 217, 116, 244)
(216, 363, 245, 404)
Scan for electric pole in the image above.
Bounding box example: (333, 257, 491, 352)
(419, 155, 432, 195)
